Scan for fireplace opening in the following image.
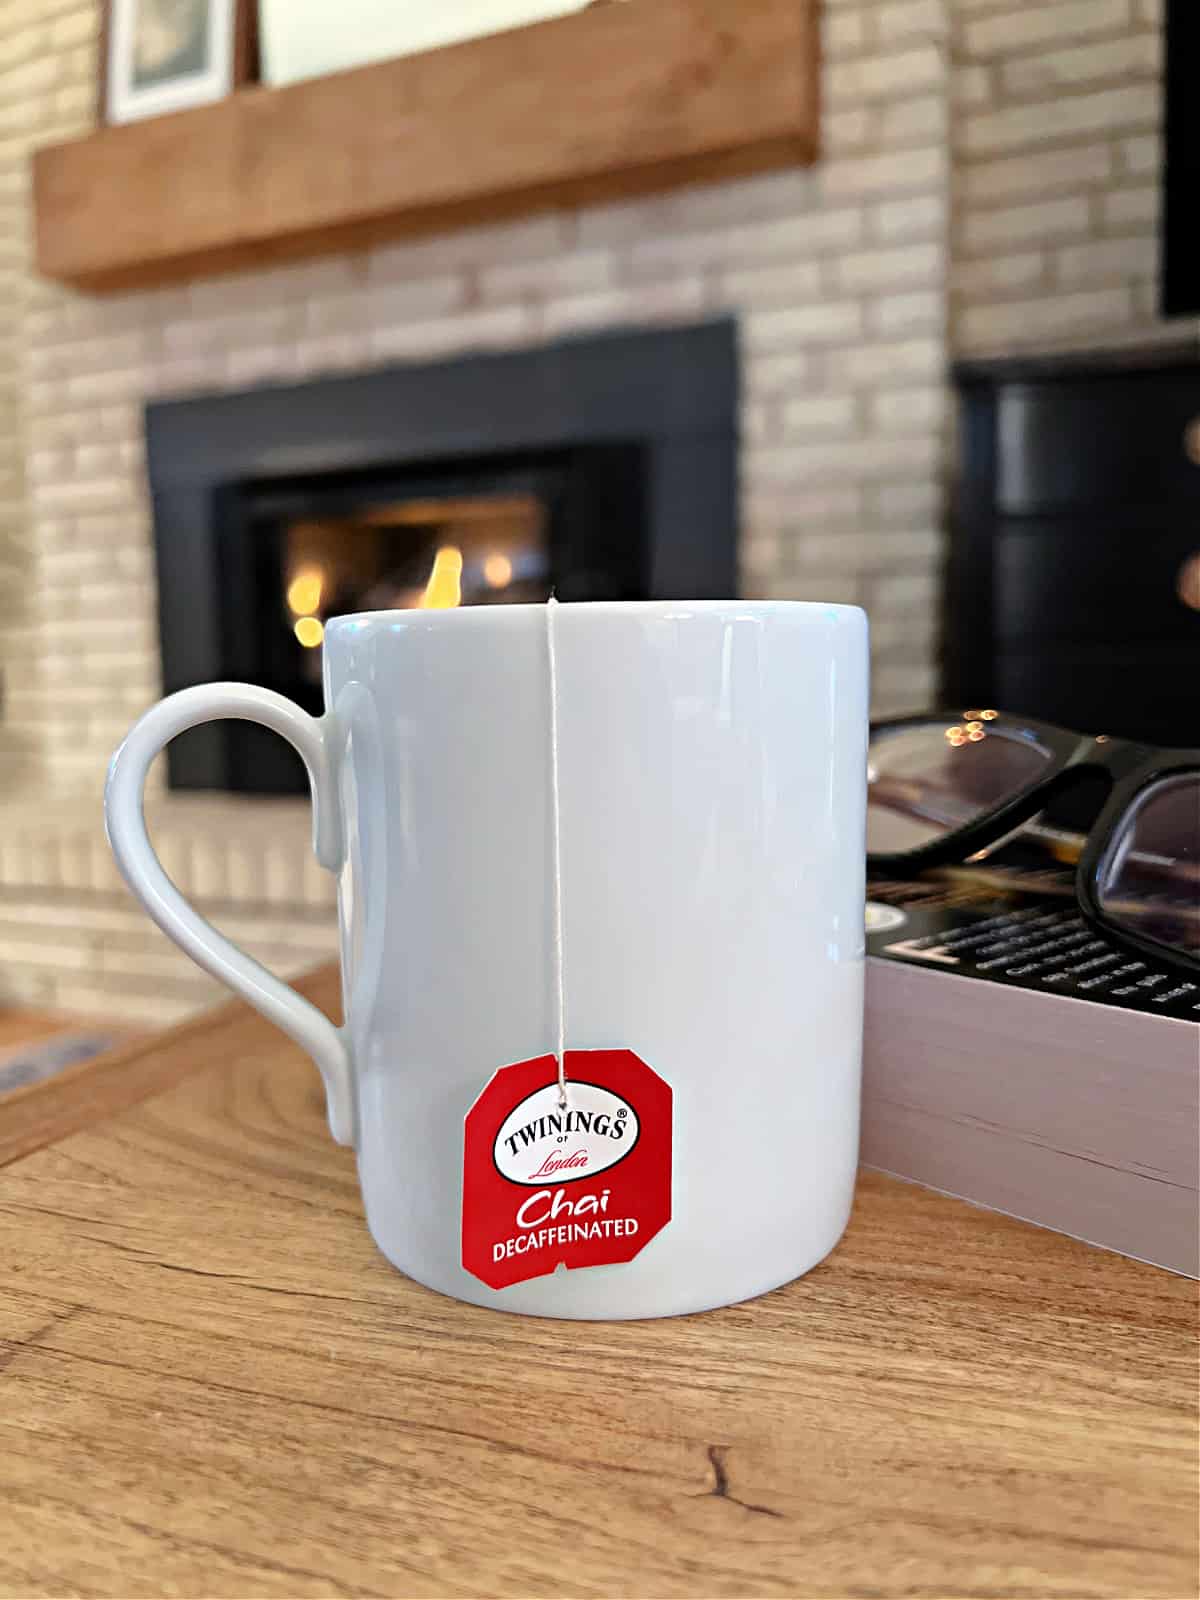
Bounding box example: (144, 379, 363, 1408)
(146, 322, 737, 796)
(211, 445, 648, 792)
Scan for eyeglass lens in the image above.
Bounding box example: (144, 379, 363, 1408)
(1095, 772, 1200, 957)
(866, 717, 1053, 855)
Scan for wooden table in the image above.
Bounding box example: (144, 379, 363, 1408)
(1, 967, 1196, 1599)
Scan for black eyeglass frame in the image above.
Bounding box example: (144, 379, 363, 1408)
(867, 711, 1200, 978)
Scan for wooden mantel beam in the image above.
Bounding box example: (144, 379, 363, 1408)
(32, 0, 819, 293)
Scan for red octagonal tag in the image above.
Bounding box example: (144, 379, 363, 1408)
(462, 1049, 672, 1290)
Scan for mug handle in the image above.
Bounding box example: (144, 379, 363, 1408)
(104, 682, 355, 1146)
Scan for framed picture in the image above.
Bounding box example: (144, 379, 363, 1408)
(100, 0, 257, 125)
(259, 0, 589, 89)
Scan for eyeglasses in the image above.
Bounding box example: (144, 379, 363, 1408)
(867, 711, 1199, 976)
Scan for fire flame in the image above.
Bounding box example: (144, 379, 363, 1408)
(420, 546, 463, 609)
(287, 567, 324, 616)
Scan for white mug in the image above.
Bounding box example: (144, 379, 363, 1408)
(105, 601, 869, 1319)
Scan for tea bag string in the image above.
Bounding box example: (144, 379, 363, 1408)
(546, 597, 568, 1109)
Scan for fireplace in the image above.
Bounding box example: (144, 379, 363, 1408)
(146, 321, 738, 794)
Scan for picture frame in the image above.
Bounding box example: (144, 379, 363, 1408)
(99, 0, 257, 125)
(258, 0, 589, 90)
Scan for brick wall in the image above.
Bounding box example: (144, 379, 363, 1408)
(0, 0, 1192, 1024)
(950, 0, 1194, 355)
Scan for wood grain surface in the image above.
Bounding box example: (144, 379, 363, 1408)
(0, 969, 333, 1172)
(33, 0, 818, 292)
(0, 967, 1196, 1599)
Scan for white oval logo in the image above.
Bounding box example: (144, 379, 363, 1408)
(493, 1081, 640, 1186)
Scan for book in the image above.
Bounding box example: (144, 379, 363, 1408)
(862, 867, 1199, 1277)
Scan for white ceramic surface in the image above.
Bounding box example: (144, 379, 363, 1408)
(105, 601, 869, 1319)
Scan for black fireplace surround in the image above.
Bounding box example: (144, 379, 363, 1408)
(146, 321, 739, 795)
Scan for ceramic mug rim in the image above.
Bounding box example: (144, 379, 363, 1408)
(324, 598, 867, 638)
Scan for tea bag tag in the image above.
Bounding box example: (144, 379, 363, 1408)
(461, 603, 672, 1291)
(462, 1049, 673, 1290)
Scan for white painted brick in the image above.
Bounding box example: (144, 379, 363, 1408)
(746, 483, 865, 530)
(870, 386, 946, 432)
(540, 279, 704, 338)
(741, 532, 782, 580)
(1056, 234, 1154, 285)
(293, 334, 371, 375)
(824, 7, 872, 58)
(227, 347, 299, 387)
(574, 196, 663, 249)
(366, 215, 568, 282)
(263, 845, 301, 904)
(868, 479, 943, 525)
(274, 257, 363, 299)
(824, 106, 876, 154)
(879, 94, 947, 146)
(187, 272, 300, 319)
(741, 400, 778, 448)
(714, 260, 822, 306)
(790, 527, 942, 572)
(369, 303, 535, 360)
(1002, 32, 1158, 96)
(167, 305, 300, 352)
(627, 208, 862, 279)
(952, 63, 993, 108)
(871, 193, 945, 242)
(780, 393, 859, 435)
(361, 276, 466, 326)
(745, 432, 938, 485)
(0, 932, 95, 972)
(869, 611, 940, 660)
(298, 295, 360, 341)
(1, 52, 59, 98)
(835, 336, 943, 387)
(745, 351, 812, 397)
(0, 24, 47, 72)
(867, 571, 941, 617)
(479, 250, 613, 303)
(74, 442, 124, 477)
(1118, 134, 1159, 176)
(149, 354, 224, 397)
(959, 286, 1134, 350)
(64, 368, 144, 406)
(26, 446, 71, 485)
(961, 195, 1090, 253)
(871, 661, 938, 714)
(952, 250, 1046, 296)
(827, 45, 943, 106)
(962, 144, 1112, 205)
(749, 444, 853, 492)
(964, 0, 1132, 59)
(302, 853, 335, 907)
(744, 300, 865, 351)
(759, 573, 862, 606)
(820, 145, 946, 199)
(54, 979, 213, 1027)
(659, 169, 816, 233)
(97, 942, 216, 983)
(1132, 280, 1165, 322)
(963, 84, 1158, 156)
(1100, 184, 1158, 231)
(30, 476, 129, 514)
(836, 240, 942, 292)
(870, 288, 942, 334)
(876, 0, 946, 41)
(765, 206, 867, 253)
